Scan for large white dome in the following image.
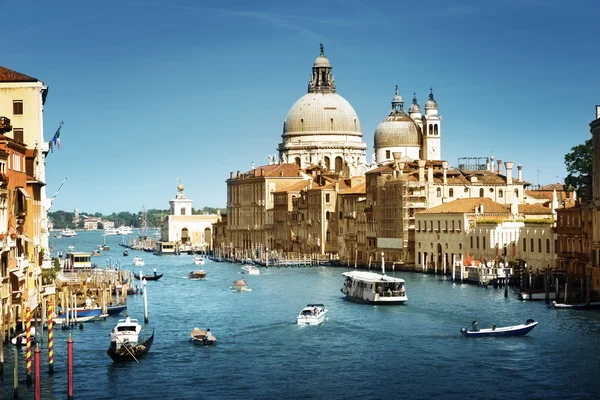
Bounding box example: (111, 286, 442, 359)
(283, 92, 361, 136)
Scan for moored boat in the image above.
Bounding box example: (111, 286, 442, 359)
(107, 304, 128, 316)
(190, 327, 217, 345)
(107, 317, 154, 362)
(11, 327, 36, 346)
(520, 290, 557, 300)
(61, 228, 77, 237)
(549, 301, 600, 309)
(133, 257, 145, 267)
(193, 256, 205, 265)
(297, 304, 328, 326)
(460, 319, 538, 337)
(189, 270, 206, 280)
(341, 271, 407, 305)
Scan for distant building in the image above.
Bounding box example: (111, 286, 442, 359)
(160, 183, 218, 252)
(83, 217, 101, 230)
(102, 220, 115, 229)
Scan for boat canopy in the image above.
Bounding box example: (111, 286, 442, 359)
(342, 271, 405, 283)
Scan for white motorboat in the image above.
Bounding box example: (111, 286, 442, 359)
(133, 257, 145, 267)
(104, 227, 119, 236)
(117, 226, 133, 235)
(341, 270, 407, 305)
(193, 256, 205, 265)
(107, 316, 154, 362)
(297, 304, 328, 326)
(61, 228, 77, 237)
(11, 327, 36, 346)
(241, 265, 260, 275)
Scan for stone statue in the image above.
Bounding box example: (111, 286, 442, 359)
(281, 153, 287, 163)
(371, 153, 376, 164)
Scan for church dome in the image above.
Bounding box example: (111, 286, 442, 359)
(374, 114, 421, 147)
(374, 87, 421, 148)
(283, 92, 361, 135)
(313, 54, 331, 68)
(409, 93, 421, 113)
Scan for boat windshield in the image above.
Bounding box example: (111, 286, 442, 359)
(117, 326, 138, 332)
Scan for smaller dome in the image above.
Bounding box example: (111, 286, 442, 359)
(374, 114, 421, 147)
(409, 93, 421, 113)
(313, 55, 331, 68)
(425, 89, 438, 109)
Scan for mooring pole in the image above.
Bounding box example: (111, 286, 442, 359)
(48, 300, 54, 374)
(34, 347, 41, 400)
(67, 335, 74, 400)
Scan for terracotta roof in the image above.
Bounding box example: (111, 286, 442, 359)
(232, 163, 302, 180)
(340, 182, 366, 195)
(273, 180, 311, 193)
(525, 190, 552, 200)
(518, 203, 552, 215)
(540, 183, 564, 190)
(417, 197, 510, 214)
(0, 66, 38, 82)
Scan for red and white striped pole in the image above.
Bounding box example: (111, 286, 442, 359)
(35, 346, 41, 400)
(67, 335, 74, 400)
(26, 306, 32, 384)
(48, 300, 54, 374)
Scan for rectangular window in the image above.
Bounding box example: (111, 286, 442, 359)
(13, 128, 24, 143)
(339, 211, 342, 219)
(386, 150, 390, 159)
(13, 100, 23, 115)
(325, 193, 330, 203)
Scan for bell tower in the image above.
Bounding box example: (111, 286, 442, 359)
(421, 89, 441, 160)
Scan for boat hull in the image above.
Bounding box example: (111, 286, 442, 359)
(107, 305, 127, 316)
(342, 293, 407, 305)
(107, 330, 154, 362)
(461, 321, 538, 337)
(133, 273, 163, 281)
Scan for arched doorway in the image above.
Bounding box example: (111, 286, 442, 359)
(181, 228, 189, 243)
(204, 227, 212, 251)
(324, 156, 330, 171)
(437, 243, 443, 269)
(335, 156, 343, 173)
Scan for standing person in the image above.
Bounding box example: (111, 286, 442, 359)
(153, 267, 157, 276)
(205, 328, 213, 344)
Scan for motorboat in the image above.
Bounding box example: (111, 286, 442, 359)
(133, 272, 163, 281)
(123, 250, 129, 257)
(189, 270, 206, 280)
(104, 227, 119, 235)
(93, 249, 101, 256)
(133, 257, 145, 267)
(241, 265, 260, 275)
(107, 317, 154, 362)
(61, 228, 77, 237)
(549, 301, 600, 309)
(233, 278, 248, 291)
(117, 226, 133, 235)
(460, 319, 538, 337)
(190, 327, 217, 345)
(193, 256, 205, 265)
(107, 304, 127, 316)
(11, 327, 36, 346)
(520, 290, 557, 301)
(341, 270, 407, 305)
(297, 304, 328, 326)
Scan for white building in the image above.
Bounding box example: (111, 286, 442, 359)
(160, 183, 218, 252)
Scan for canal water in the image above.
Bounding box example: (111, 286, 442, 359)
(1, 231, 600, 399)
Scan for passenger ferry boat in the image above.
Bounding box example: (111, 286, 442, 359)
(341, 270, 407, 305)
(61, 228, 77, 237)
(104, 227, 119, 236)
(117, 226, 133, 235)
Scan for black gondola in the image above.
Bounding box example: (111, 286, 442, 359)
(107, 329, 154, 362)
(133, 273, 163, 281)
(123, 250, 129, 256)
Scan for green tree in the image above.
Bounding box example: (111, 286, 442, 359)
(564, 138, 593, 201)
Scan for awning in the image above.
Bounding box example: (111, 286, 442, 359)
(18, 234, 33, 243)
(9, 270, 25, 280)
(17, 187, 30, 200)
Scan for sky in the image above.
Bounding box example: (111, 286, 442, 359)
(2, 0, 599, 214)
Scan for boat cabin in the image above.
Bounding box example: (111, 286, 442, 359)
(63, 252, 92, 271)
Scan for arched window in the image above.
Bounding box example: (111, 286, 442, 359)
(326, 229, 331, 243)
(483, 237, 486, 249)
(538, 238, 542, 253)
(523, 238, 527, 251)
(335, 156, 343, 172)
(324, 156, 330, 170)
(499, 189, 503, 198)
(546, 238, 550, 253)
(429, 124, 433, 134)
(514, 189, 519, 198)
(295, 157, 301, 167)
(301, 119, 304, 130)
(449, 188, 454, 198)
(470, 236, 473, 248)
(479, 188, 484, 197)
(436, 187, 442, 197)
(434, 125, 438, 135)
(530, 238, 534, 251)
(326, 211, 330, 221)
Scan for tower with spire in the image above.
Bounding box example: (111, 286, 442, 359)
(421, 88, 442, 161)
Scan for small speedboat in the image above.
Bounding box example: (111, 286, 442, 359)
(297, 304, 328, 326)
(193, 256, 205, 265)
(460, 319, 538, 337)
(189, 270, 206, 280)
(133, 257, 145, 267)
(190, 327, 217, 345)
(241, 265, 260, 275)
(233, 278, 248, 291)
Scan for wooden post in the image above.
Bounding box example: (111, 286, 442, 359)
(13, 346, 18, 399)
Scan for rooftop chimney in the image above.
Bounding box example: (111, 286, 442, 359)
(418, 160, 426, 184)
(497, 159, 503, 176)
(505, 161, 514, 185)
(517, 164, 522, 181)
(230, 172, 233, 179)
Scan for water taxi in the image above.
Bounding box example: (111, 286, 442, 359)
(132, 257, 145, 267)
(341, 271, 407, 305)
(61, 228, 77, 237)
(193, 256, 205, 265)
(241, 265, 260, 275)
(297, 304, 328, 325)
(104, 227, 119, 235)
(461, 319, 538, 337)
(117, 226, 133, 235)
(233, 278, 248, 291)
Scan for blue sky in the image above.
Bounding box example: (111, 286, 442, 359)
(3, 0, 599, 214)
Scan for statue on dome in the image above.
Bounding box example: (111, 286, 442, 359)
(281, 153, 287, 163)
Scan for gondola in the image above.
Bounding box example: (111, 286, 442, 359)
(133, 272, 163, 281)
(107, 317, 155, 362)
(460, 319, 538, 337)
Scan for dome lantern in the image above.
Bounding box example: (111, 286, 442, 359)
(391, 85, 404, 113)
(307, 43, 336, 94)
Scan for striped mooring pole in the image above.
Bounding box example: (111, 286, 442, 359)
(26, 306, 32, 384)
(48, 300, 54, 374)
(67, 335, 74, 400)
